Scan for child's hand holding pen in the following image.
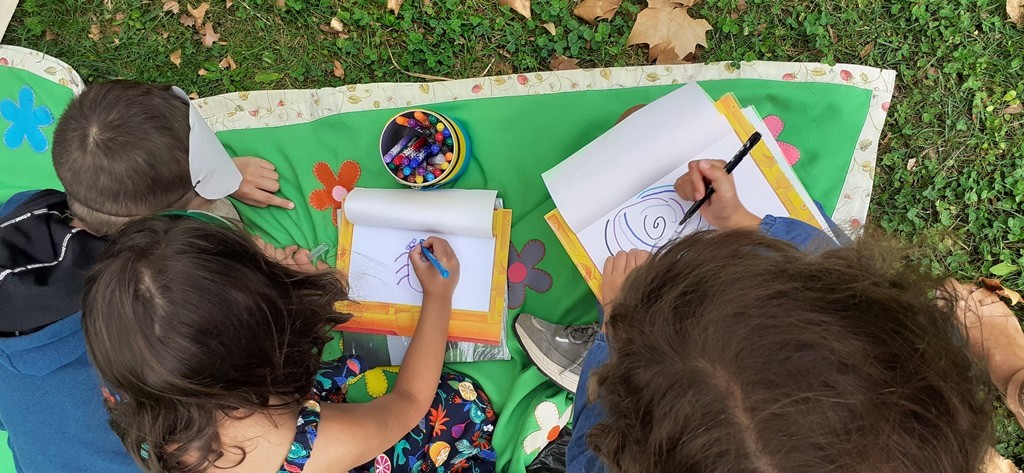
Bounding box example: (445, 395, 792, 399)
(410, 236, 460, 302)
(673, 159, 761, 231)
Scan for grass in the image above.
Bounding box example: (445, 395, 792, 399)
(7, 0, 1024, 464)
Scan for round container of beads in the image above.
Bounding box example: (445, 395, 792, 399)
(379, 109, 470, 189)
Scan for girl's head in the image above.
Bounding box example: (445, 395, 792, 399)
(82, 215, 350, 472)
(590, 230, 992, 473)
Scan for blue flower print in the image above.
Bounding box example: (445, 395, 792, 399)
(1, 86, 54, 152)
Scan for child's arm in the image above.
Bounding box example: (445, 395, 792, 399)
(310, 237, 459, 469)
(230, 156, 295, 209)
(673, 159, 761, 230)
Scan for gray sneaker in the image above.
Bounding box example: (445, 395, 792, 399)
(514, 314, 599, 393)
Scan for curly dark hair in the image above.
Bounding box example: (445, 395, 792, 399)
(82, 216, 351, 472)
(588, 230, 993, 473)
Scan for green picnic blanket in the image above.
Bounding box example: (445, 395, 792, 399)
(0, 64, 871, 472)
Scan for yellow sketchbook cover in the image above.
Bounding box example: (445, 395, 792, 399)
(335, 208, 512, 345)
(546, 94, 820, 299)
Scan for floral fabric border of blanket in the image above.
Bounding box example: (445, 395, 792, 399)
(0, 43, 894, 230)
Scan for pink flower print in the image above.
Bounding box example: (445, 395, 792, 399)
(840, 69, 853, 82)
(762, 115, 801, 165)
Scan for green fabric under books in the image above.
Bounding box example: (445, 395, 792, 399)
(215, 79, 871, 472)
(0, 67, 73, 202)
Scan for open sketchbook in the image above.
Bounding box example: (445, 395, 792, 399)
(543, 83, 827, 297)
(336, 188, 511, 345)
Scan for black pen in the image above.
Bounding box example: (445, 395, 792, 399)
(677, 131, 762, 226)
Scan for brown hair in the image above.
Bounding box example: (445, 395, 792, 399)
(589, 230, 993, 473)
(53, 81, 196, 236)
(82, 216, 351, 472)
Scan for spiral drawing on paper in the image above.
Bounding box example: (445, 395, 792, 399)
(394, 238, 423, 293)
(602, 185, 705, 256)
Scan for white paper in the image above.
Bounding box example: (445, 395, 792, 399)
(347, 225, 496, 312)
(345, 188, 497, 238)
(542, 83, 736, 232)
(575, 134, 793, 271)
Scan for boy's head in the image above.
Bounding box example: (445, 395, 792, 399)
(590, 230, 992, 473)
(53, 81, 201, 236)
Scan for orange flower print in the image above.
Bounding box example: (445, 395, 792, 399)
(428, 406, 450, 438)
(308, 160, 361, 226)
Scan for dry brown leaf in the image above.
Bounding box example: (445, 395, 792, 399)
(737, 0, 747, 12)
(649, 42, 689, 64)
(170, 49, 182, 67)
(188, 2, 210, 28)
(978, 277, 1022, 305)
(1009, 0, 1023, 25)
(859, 41, 875, 58)
(219, 54, 237, 70)
(332, 59, 345, 79)
(198, 68, 208, 76)
(541, 22, 556, 35)
(202, 22, 220, 47)
(906, 157, 917, 171)
(44, 30, 56, 41)
(648, 0, 695, 7)
(550, 54, 580, 70)
(226, 0, 233, 8)
(1003, 103, 1023, 115)
(500, 0, 531, 19)
(386, 0, 403, 14)
(627, 4, 710, 64)
(163, 0, 180, 13)
(330, 17, 345, 33)
(573, 0, 621, 24)
(179, 12, 195, 27)
(188, 92, 200, 99)
(88, 24, 102, 41)
(827, 24, 837, 43)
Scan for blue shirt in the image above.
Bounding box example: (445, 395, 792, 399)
(565, 215, 844, 473)
(0, 191, 140, 473)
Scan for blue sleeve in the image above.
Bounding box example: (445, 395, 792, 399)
(566, 333, 611, 473)
(0, 191, 40, 219)
(759, 215, 840, 254)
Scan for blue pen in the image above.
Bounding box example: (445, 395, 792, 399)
(419, 239, 450, 278)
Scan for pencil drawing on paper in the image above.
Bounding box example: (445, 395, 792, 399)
(394, 238, 423, 293)
(601, 184, 704, 256)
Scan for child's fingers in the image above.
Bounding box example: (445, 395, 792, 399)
(261, 169, 280, 181)
(260, 193, 295, 210)
(255, 158, 276, 170)
(255, 176, 281, 193)
(687, 160, 705, 199)
(698, 160, 736, 199)
(626, 249, 649, 270)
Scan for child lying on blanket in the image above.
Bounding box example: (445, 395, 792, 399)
(524, 160, 996, 472)
(0, 80, 307, 473)
(81, 216, 498, 473)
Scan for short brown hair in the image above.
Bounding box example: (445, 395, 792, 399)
(589, 230, 993, 473)
(82, 216, 352, 472)
(53, 81, 196, 236)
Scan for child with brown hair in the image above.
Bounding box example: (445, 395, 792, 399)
(538, 159, 995, 472)
(81, 217, 497, 473)
(0, 80, 306, 473)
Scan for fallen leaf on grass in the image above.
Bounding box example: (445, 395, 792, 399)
(170, 49, 182, 67)
(550, 54, 580, 70)
(500, 0, 531, 19)
(275, 0, 285, 6)
(627, 3, 710, 64)
(219, 54, 237, 70)
(198, 68, 208, 76)
(330, 17, 345, 33)
(574, 0, 620, 24)
(1003, 103, 1023, 115)
(188, 2, 210, 28)
(179, 12, 195, 27)
(163, 0, 180, 13)
(188, 92, 199, 99)
(44, 30, 56, 41)
(978, 277, 1022, 305)
(541, 22, 556, 35)
(906, 157, 916, 171)
(88, 24, 102, 41)
(226, 0, 233, 8)
(859, 41, 875, 58)
(202, 23, 220, 47)
(386, 0, 403, 14)
(1009, 0, 1023, 25)
(333, 60, 345, 79)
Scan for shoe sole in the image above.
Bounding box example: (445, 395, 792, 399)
(513, 317, 580, 394)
